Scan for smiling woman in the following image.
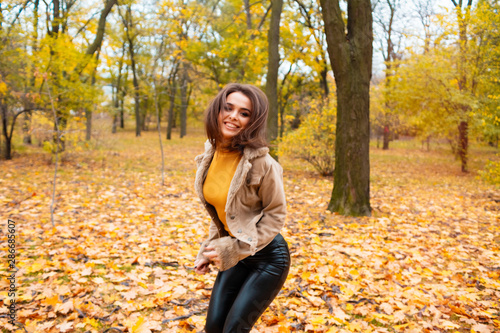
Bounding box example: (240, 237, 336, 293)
(192, 83, 290, 333)
(218, 92, 252, 141)
(203, 84, 269, 152)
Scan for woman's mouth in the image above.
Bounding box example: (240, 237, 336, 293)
(225, 122, 239, 130)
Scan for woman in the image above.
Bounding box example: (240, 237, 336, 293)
(193, 83, 290, 333)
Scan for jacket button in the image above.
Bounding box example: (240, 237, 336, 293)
(230, 216, 235, 219)
(248, 237, 252, 242)
(238, 229, 242, 233)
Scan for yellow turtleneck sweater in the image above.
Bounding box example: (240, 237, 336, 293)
(203, 150, 242, 237)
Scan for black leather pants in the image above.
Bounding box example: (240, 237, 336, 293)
(205, 233, 290, 333)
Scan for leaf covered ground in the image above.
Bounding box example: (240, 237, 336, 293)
(1, 129, 499, 333)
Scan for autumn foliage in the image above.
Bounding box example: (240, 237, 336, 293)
(1, 128, 498, 332)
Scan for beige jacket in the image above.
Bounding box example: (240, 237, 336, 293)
(194, 140, 286, 271)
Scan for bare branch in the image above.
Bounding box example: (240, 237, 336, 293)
(72, 10, 101, 40)
(6, 0, 31, 35)
(256, 4, 272, 32)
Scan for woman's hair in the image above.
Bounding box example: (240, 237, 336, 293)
(204, 83, 268, 151)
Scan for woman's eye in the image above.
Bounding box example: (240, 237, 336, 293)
(241, 112, 249, 117)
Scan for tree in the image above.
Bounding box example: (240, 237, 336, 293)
(320, 0, 373, 216)
(292, 0, 330, 99)
(108, 40, 127, 134)
(179, 63, 189, 138)
(193, 0, 269, 86)
(389, 0, 497, 171)
(475, 0, 500, 147)
(118, 1, 142, 137)
(166, 63, 179, 140)
(22, 0, 41, 145)
(373, 0, 404, 150)
(266, 0, 284, 149)
(83, 0, 117, 141)
(0, 0, 118, 158)
(451, 0, 473, 172)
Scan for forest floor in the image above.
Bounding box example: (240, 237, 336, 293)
(1, 127, 499, 333)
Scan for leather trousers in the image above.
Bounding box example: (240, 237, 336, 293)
(205, 233, 290, 333)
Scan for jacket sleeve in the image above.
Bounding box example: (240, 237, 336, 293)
(208, 159, 286, 271)
(196, 218, 220, 262)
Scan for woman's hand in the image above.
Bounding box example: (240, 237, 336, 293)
(194, 258, 210, 275)
(203, 246, 221, 269)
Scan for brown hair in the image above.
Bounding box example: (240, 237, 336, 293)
(204, 83, 268, 151)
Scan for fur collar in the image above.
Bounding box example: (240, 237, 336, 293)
(201, 140, 269, 160)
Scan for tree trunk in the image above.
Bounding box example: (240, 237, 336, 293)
(179, 66, 188, 138)
(244, 0, 252, 29)
(452, 0, 472, 173)
(85, 53, 100, 141)
(167, 78, 176, 140)
(1, 104, 12, 160)
(120, 65, 128, 129)
(129, 35, 141, 136)
(458, 120, 468, 172)
(52, 0, 60, 35)
(376, 0, 401, 151)
(112, 115, 117, 133)
(85, 108, 92, 140)
(112, 80, 118, 134)
(320, 0, 372, 216)
(319, 64, 329, 99)
(22, 0, 39, 145)
(22, 112, 32, 144)
(112, 55, 123, 134)
(85, 0, 117, 56)
(382, 124, 389, 150)
(265, 0, 283, 149)
(120, 93, 125, 128)
(120, 5, 141, 136)
(86, 52, 102, 140)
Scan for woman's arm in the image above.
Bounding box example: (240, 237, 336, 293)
(194, 218, 219, 274)
(207, 158, 286, 271)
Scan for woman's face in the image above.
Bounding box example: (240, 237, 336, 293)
(218, 92, 252, 142)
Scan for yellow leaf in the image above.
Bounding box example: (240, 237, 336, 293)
(131, 316, 146, 333)
(27, 261, 44, 273)
(310, 315, 326, 325)
(83, 318, 100, 328)
(141, 300, 155, 308)
(43, 295, 60, 306)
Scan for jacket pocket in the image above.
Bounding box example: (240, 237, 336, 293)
(242, 175, 262, 209)
(246, 175, 262, 186)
